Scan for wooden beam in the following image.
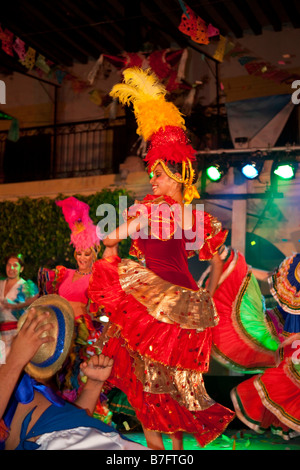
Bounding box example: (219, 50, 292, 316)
(279, 0, 300, 29)
(22, 3, 89, 64)
(60, 0, 122, 55)
(210, 1, 244, 38)
(232, 0, 262, 35)
(257, 0, 282, 32)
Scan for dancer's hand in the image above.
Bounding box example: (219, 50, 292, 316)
(9, 308, 54, 369)
(80, 354, 114, 384)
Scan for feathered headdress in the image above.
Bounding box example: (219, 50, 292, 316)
(110, 67, 200, 204)
(56, 196, 101, 253)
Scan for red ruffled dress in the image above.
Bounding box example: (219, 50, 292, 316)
(89, 195, 235, 447)
(231, 253, 300, 439)
(198, 247, 280, 373)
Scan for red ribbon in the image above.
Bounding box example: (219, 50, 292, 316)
(0, 321, 18, 332)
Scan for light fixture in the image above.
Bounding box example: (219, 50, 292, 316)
(241, 163, 260, 179)
(206, 158, 228, 182)
(206, 164, 223, 181)
(239, 153, 264, 180)
(272, 160, 298, 180)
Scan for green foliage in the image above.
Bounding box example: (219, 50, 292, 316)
(0, 188, 134, 282)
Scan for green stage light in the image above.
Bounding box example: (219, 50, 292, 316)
(273, 162, 297, 180)
(206, 165, 222, 182)
(206, 159, 228, 182)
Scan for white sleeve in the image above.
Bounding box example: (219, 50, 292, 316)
(36, 426, 147, 451)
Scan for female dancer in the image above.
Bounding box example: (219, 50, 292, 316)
(0, 253, 38, 355)
(38, 197, 110, 422)
(89, 68, 235, 450)
(231, 253, 300, 439)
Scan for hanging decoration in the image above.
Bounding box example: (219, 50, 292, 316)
(179, 5, 209, 44)
(20, 46, 36, 71)
(35, 54, 51, 74)
(87, 48, 188, 92)
(213, 35, 227, 62)
(223, 43, 300, 85)
(178, 2, 219, 45)
(176, 3, 300, 85)
(55, 69, 67, 84)
(0, 23, 91, 94)
(0, 27, 14, 56)
(12, 37, 26, 60)
(88, 89, 103, 106)
(0, 110, 19, 142)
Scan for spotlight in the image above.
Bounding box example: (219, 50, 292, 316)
(206, 164, 223, 181)
(239, 154, 264, 180)
(273, 161, 297, 180)
(206, 159, 228, 182)
(241, 163, 260, 179)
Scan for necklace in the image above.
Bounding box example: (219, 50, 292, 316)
(75, 269, 92, 275)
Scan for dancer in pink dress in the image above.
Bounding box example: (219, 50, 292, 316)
(38, 197, 110, 421)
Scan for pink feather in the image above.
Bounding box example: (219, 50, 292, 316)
(56, 197, 101, 251)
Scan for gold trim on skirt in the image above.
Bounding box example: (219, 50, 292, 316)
(118, 259, 218, 331)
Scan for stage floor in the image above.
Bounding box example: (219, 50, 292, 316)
(128, 429, 300, 450)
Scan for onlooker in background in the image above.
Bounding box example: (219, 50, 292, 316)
(0, 253, 38, 356)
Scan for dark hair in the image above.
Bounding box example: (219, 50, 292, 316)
(166, 160, 199, 184)
(5, 252, 25, 268)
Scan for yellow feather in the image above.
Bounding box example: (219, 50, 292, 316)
(109, 83, 140, 105)
(109, 67, 186, 141)
(135, 99, 185, 140)
(122, 67, 166, 100)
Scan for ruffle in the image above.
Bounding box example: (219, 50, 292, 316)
(88, 256, 235, 444)
(201, 249, 279, 373)
(231, 347, 300, 438)
(187, 211, 228, 261)
(127, 195, 228, 261)
(38, 265, 67, 296)
(126, 195, 176, 241)
(118, 259, 218, 330)
(89, 257, 213, 372)
(99, 332, 234, 446)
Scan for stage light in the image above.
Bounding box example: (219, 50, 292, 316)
(273, 162, 297, 180)
(206, 159, 228, 182)
(241, 162, 263, 179)
(239, 155, 264, 180)
(206, 164, 223, 181)
(241, 163, 260, 179)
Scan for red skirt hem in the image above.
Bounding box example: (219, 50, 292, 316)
(210, 250, 277, 372)
(231, 349, 300, 437)
(89, 257, 235, 445)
